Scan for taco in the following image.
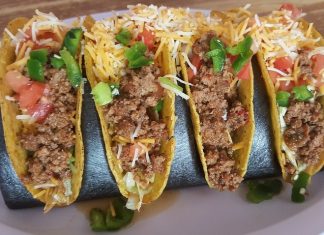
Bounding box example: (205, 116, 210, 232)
(0, 10, 84, 212)
(84, 5, 201, 209)
(179, 6, 255, 191)
(255, 4, 324, 186)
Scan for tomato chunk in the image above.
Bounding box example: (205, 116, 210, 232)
(137, 29, 155, 50)
(274, 56, 293, 73)
(5, 71, 30, 93)
(19, 82, 46, 109)
(237, 61, 251, 80)
(268, 70, 295, 91)
(28, 102, 53, 123)
(312, 54, 324, 76)
(187, 53, 202, 81)
(280, 3, 302, 19)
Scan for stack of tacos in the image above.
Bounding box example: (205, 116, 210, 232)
(84, 5, 205, 209)
(179, 6, 255, 191)
(0, 10, 84, 212)
(255, 4, 324, 184)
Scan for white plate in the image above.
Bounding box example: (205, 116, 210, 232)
(1, 10, 324, 235)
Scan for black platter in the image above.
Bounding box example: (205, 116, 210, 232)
(0, 57, 280, 209)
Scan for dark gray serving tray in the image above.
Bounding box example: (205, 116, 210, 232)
(0, 57, 280, 209)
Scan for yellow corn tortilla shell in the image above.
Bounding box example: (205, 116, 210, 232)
(84, 16, 175, 204)
(256, 19, 324, 182)
(0, 18, 84, 210)
(179, 47, 255, 189)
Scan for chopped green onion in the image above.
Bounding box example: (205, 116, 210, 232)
(276, 91, 290, 107)
(125, 42, 153, 69)
(91, 82, 112, 106)
(50, 57, 65, 69)
(246, 179, 283, 203)
(63, 28, 83, 57)
(232, 50, 253, 73)
(155, 99, 164, 113)
(105, 198, 134, 231)
(206, 37, 226, 72)
(128, 56, 153, 69)
(67, 156, 76, 173)
(159, 77, 183, 92)
(291, 171, 310, 203)
(226, 36, 253, 55)
(59, 49, 82, 88)
(89, 208, 107, 232)
(115, 28, 132, 46)
(27, 59, 44, 82)
(159, 77, 189, 100)
(292, 85, 313, 101)
(30, 48, 48, 65)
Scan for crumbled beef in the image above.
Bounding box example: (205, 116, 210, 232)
(284, 101, 322, 124)
(104, 64, 167, 179)
(207, 150, 243, 191)
(283, 100, 324, 167)
(20, 68, 76, 184)
(25, 148, 71, 184)
(200, 118, 232, 148)
(120, 65, 164, 107)
(192, 31, 216, 57)
(227, 101, 249, 132)
(299, 50, 316, 81)
(190, 32, 248, 191)
(283, 124, 310, 151)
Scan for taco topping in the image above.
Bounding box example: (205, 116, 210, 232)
(189, 32, 251, 191)
(3, 10, 83, 211)
(256, 4, 324, 185)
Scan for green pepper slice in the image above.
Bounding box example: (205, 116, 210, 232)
(232, 50, 253, 73)
(125, 42, 152, 68)
(105, 198, 134, 231)
(116, 28, 132, 46)
(27, 59, 44, 82)
(206, 37, 226, 72)
(50, 56, 65, 69)
(246, 179, 283, 204)
(292, 85, 313, 101)
(59, 49, 82, 88)
(89, 208, 107, 232)
(155, 99, 164, 113)
(30, 48, 48, 65)
(91, 82, 112, 106)
(226, 36, 253, 55)
(276, 91, 291, 107)
(291, 171, 310, 203)
(63, 28, 83, 57)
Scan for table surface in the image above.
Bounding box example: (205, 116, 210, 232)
(1, 0, 324, 33)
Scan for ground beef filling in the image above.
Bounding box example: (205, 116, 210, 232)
(20, 69, 76, 184)
(191, 32, 248, 191)
(104, 64, 168, 186)
(283, 100, 324, 172)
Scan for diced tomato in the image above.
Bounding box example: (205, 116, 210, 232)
(268, 70, 295, 91)
(311, 54, 324, 76)
(137, 29, 155, 50)
(237, 61, 251, 80)
(4, 71, 30, 93)
(279, 80, 296, 91)
(28, 102, 53, 123)
(273, 56, 293, 73)
(18, 82, 46, 109)
(187, 53, 202, 81)
(279, 3, 302, 19)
